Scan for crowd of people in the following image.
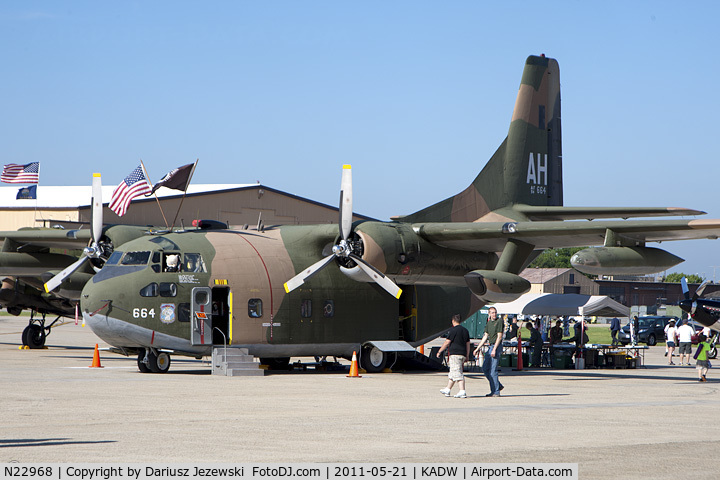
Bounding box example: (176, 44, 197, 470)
(437, 311, 714, 398)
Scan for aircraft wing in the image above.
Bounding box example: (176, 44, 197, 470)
(0, 228, 92, 251)
(414, 218, 720, 252)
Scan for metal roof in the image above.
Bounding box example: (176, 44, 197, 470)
(0, 184, 253, 208)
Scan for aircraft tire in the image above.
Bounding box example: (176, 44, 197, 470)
(146, 351, 171, 373)
(137, 352, 151, 373)
(646, 334, 657, 346)
(22, 324, 46, 349)
(360, 346, 388, 373)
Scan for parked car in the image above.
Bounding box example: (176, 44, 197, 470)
(618, 316, 678, 346)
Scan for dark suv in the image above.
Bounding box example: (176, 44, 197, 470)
(618, 316, 678, 346)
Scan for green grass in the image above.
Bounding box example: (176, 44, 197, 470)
(520, 324, 613, 345)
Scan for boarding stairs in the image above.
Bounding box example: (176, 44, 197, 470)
(212, 346, 265, 376)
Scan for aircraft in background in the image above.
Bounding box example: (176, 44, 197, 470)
(0, 175, 151, 347)
(67, 55, 720, 373)
(680, 277, 720, 332)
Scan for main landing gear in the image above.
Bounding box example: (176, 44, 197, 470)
(21, 311, 63, 349)
(137, 348, 171, 373)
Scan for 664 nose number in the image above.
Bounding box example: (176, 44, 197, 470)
(132, 308, 156, 319)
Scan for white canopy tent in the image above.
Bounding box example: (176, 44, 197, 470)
(492, 293, 630, 318)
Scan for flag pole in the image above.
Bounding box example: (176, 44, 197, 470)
(140, 160, 169, 229)
(170, 159, 198, 231)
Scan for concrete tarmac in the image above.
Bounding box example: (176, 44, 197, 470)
(1, 315, 718, 479)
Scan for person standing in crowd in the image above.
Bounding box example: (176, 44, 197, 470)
(474, 306, 504, 397)
(677, 319, 695, 366)
(694, 333, 711, 382)
(526, 321, 543, 368)
(437, 314, 470, 398)
(631, 316, 639, 345)
(665, 320, 677, 365)
(609, 317, 621, 346)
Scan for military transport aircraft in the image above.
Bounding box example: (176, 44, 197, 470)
(69, 55, 720, 373)
(4, 55, 720, 373)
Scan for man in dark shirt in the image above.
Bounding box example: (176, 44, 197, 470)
(609, 317, 621, 346)
(437, 314, 470, 398)
(474, 306, 505, 397)
(526, 321, 543, 368)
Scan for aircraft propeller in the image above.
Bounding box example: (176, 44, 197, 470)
(283, 165, 402, 299)
(680, 277, 709, 316)
(44, 173, 106, 293)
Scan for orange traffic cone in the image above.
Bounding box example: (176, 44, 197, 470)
(347, 350, 361, 378)
(89, 344, 103, 368)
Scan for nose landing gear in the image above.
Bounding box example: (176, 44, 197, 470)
(137, 348, 172, 373)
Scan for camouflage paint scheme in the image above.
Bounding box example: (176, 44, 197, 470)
(3, 55, 720, 369)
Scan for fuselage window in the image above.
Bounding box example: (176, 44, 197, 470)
(159, 282, 177, 297)
(248, 298, 263, 318)
(323, 300, 334, 318)
(301, 299, 312, 318)
(140, 283, 158, 297)
(121, 251, 151, 265)
(184, 253, 205, 273)
(106, 251, 123, 265)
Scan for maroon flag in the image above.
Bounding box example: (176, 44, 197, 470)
(110, 165, 151, 216)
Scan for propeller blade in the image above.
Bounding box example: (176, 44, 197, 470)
(91, 173, 103, 245)
(339, 164, 353, 241)
(283, 254, 336, 293)
(681, 277, 690, 300)
(44, 256, 89, 293)
(691, 301, 698, 316)
(350, 254, 403, 299)
(695, 280, 709, 299)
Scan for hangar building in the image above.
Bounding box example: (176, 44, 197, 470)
(0, 183, 374, 231)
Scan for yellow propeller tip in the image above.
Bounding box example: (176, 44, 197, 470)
(343, 164, 351, 169)
(395, 289, 403, 299)
(283, 283, 290, 294)
(93, 173, 101, 177)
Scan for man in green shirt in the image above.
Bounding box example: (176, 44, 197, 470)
(474, 306, 505, 396)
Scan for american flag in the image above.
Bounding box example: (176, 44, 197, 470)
(1, 162, 40, 184)
(109, 165, 152, 216)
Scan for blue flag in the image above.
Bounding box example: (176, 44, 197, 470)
(16, 185, 37, 199)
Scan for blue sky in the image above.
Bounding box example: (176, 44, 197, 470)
(2, 1, 719, 279)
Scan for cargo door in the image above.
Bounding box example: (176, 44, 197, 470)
(191, 286, 212, 346)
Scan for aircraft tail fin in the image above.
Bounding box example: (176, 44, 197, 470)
(398, 55, 562, 223)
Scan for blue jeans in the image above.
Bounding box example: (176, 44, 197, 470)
(482, 344, 504, 394)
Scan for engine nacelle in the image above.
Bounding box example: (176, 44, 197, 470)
(570, 247, 683, 275)
(464, 270, 530, 303)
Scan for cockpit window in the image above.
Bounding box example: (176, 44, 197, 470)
(121, 251, 151, 265)
(184, 253, 205, 273)
(106, 251, 123, 265)
(159, 282, 177, 297)
(140, 283, 158, 297)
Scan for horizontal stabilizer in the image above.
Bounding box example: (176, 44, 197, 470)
(513, 205, 705, 221)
